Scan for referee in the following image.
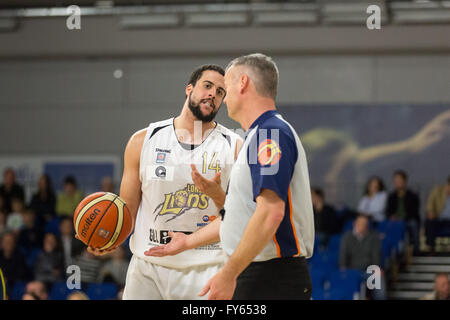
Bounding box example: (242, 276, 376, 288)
(146, 53, 315, 300)
(199, 53, 315, 300)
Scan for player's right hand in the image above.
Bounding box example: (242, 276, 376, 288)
(144, 231, 188, 257)
(75, 234, 116, 256)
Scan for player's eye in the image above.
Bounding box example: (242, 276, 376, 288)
(217, 89, 224, 97)
(205, 83, 211, 89)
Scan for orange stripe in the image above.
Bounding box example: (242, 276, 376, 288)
(288, 187, 301, 257)
(273, 234, 281, 258)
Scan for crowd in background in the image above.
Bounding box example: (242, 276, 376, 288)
(311, 170, 450, 300)
(0, 168, 129, 300)
(0, 167, 449, 300)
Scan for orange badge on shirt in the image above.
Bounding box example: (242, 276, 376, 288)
(257, 139, 282, 166)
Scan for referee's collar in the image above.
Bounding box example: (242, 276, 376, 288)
(248, 110, 279, 131)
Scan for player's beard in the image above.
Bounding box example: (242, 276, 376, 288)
(188, 92, 219, 123)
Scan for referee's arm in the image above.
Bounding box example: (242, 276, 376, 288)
(199, 188, 284, 300)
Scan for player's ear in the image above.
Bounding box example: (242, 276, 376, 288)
(185, 83, 193, 97)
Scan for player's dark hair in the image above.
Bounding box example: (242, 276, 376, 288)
(64, 175, 77, 187)
(393, 169, 408, 181)
(447, 175, 450, 184)
(311, 187, 324, 199)
(188, 64, 225, 87)
(363, 176, 385, 196)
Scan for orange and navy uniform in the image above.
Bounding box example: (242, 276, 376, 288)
(220, 110, 315, 261)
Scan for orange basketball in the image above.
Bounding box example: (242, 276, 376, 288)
(73, 192, 133, 250)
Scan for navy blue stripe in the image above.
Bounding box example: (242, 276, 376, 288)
(274, 195, 299, 257)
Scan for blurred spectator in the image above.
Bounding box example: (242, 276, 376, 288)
(357, 176, 387, 224)
(24, 280, 48, 300)
(67, 291, 89, 300)
(339, 215, 386, 300)
(6, 197, 25, 234)
(55, 176, 84, 218)
(311, 187, 340, 249)
(98, 246, 128, 287)
(0, 232, 31, 289)
(29, 174, 56, 226)
(0, 210, 7, 238)
(117, 286, 124, 300)
(101, 176, 115, 193)
(386, 170, 421, 254)
(22, 292, 39, 300)
(0, 168, 25, 214)
(73, 248, 103, 287)
(421, 273, 449, 300)
(425, 176, 450, 251)
(0, 195, 5, 214)
(17, 208, 44, 254)
(33, 233, 64, 285)
(58, 217, 84, 268)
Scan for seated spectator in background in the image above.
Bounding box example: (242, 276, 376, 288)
(357, 176, 387, 224)
(98, 246, 128, 287)
(58, 217, 84, 269)
(33, 233, 64, 286)
(339, 215, 385, 300)
(0, 232, 31, 290)
(30, 174, 56, 226)
(23, 280, 48, 300)
(73, 248, 104, 288)
(55, 176, 84, 218)
(17, 208, 44, 255)
(421, 273, 449, 300)
(311, 187, 340, 249)
(22, 292, 39, 300)
(425, 176, 450, 251)
(0, 195, 6, 215)
(6, 197, 26, 235)
(100, 176, 115, 193)
(117, 286, 124, 300)
(67, 291, 89, 300)
(0, 210, 7, 238)
(386, 170, 421, 254)
(0, 168, 25, 214)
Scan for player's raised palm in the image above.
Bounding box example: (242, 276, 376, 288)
(190, 164, 225, 208)
(144, 231, 188, 257)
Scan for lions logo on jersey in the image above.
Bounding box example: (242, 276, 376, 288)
(153, 184, 209, 222)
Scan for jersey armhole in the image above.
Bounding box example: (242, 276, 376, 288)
(139, 124, 154, 183)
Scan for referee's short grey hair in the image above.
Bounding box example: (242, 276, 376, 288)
(226, 53, 279, 100)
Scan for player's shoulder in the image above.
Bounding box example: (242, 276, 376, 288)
(127, 128, 147, 152)
(141, 117, 174, 142)
(215, 123, 242, 140)
(149, 117, 173, 129)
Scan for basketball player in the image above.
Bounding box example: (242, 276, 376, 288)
(147, 54, 315, 300)
(87, 64, 242, 300)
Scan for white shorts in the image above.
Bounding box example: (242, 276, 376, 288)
(122, 255, 223, 300)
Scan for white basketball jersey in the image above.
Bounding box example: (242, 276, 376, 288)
(129, 118, 239, 269)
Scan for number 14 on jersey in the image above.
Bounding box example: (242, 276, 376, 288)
(202, 152, 220, 174)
